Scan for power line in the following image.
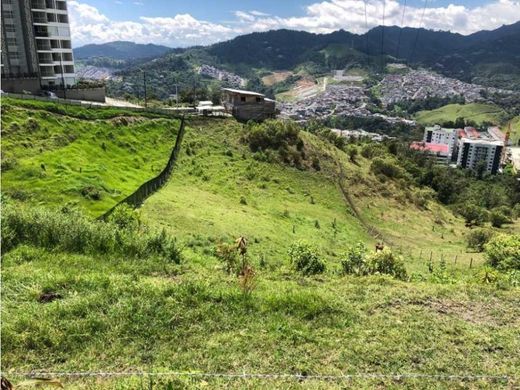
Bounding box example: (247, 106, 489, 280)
(363, 0, 370, 68)
(409, 0, 429, 64)
(380, 0, 386, 70)
(396, 0, 407, 59)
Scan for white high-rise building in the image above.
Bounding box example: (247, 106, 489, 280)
(423, 125, 458, 161)
(1, 0, 76, 91)
(456, 138, 504, 175)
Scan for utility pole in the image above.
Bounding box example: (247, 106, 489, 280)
(59, 55, 66, 100)
(175, 83, 178, 105)
(143, 70, 147, 108)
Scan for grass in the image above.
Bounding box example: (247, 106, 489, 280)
(508, 116, 520, 144)
(3, 244, 520, 389)
(1, 99, 180, 216)
(2, 99, 520, 389)
(415, 103, 508, 126)
(140, 118, 372, 268)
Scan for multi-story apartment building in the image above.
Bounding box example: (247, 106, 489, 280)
(1, 0, 75, 92)
(456, 138, 503, 175)
(423, 125, 458, 162)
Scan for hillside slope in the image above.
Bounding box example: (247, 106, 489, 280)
(2, 100, 519, 389)
(139, 118, 484, 272)
(1, 99, 180, 216)
(74, 41, 171, 60)
(415, 103, 507, 126)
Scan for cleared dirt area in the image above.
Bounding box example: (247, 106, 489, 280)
(262, 71, 293, 86)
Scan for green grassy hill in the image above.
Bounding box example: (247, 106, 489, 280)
(1, 98, 180, 216)
(415, 103, 507, 126)
(139, 118, 484, 272)
(2, 99, 519, 389)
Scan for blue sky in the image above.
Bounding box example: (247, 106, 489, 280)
(68, 0, 520, 47)
(78, 0, 493, 24)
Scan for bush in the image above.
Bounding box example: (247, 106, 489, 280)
(107, 203, 140, 230)
(341, 243, 407, 280)
(341, 242, 368, 275)
(485, 234, 520, 270)
(1, 205, 181, 263)
(460, 204, 488, 226)
(215, 242, 238, 274)
(489, 210, 511, 228)
(466, 228, 494, 252)
(370, 157, 404, 179)
(243, 120, 305, 167)
(288, 241, 325, 275)
(366, 249, 407, 280)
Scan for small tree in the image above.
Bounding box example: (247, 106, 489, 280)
(288, 241, 325, 276)
(460, 203, 487, 227)
(466, 228, 494, 252)
(489, 210, 511, 228)
(347, 145, 358, 163)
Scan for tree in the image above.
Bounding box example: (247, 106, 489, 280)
(460, 203, 488, 226)
(489, 210, 511, 228)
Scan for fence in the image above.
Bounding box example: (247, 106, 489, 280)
(101, 116, 186, 219)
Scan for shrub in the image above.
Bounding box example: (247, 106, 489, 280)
(460, 204, 488, 226)
(410, 188, 435, 209)
(80, 185, 102, 200)
(341, 243, 407, 280)
(239, 196, 247, 205)
(288, 241, 325, 276)
(485, 234, 520, 270)
(489, 209, 511, 228)
(1, 205, 181, 263)
(466, 228, 494, 252)
(215, 242, 238, 274)
(341, 242, 368, 275)
(512, 203, 520, 220)
(370, 157, 404, 179)
(347, 145, 358, 162)
(366, 249, 407, 280)
(107, 203, 140, 230)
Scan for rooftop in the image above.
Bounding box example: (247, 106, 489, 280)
(410, 142, 449, 154)
(222, 88, 265, 97)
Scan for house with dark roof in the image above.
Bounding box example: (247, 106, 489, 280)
(221, 88, 276, 122)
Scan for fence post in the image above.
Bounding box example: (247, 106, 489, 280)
(470, 258, 473, 269)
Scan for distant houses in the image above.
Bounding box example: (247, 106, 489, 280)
(221, 88, 276, 122)
(411, 124, 506, 174)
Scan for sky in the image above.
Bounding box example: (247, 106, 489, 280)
(68, 0, 520, 47)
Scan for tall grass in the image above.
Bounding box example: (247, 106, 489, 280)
(1, 205, 181, 263)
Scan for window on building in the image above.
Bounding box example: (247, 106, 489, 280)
(6, 38, 17, 46)
(4, 24, 16, 32)
(3, 10, 14, 18)
(256, 97, 262, 102)
(240, 96, 246, 102)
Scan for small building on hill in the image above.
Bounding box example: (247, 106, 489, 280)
(221, 88, 276, 122)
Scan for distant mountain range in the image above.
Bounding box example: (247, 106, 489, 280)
(74, 41, 171, 61)
(75, 22, 520, 99)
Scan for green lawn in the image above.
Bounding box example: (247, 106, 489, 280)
(1, 99, 180, 216)
(415, 103, 507, 126)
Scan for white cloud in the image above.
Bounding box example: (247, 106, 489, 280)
(68, 0, 520, 48)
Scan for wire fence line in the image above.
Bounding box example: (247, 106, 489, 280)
(6, 371, 515, 382)
(100, 116, 186, 220)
